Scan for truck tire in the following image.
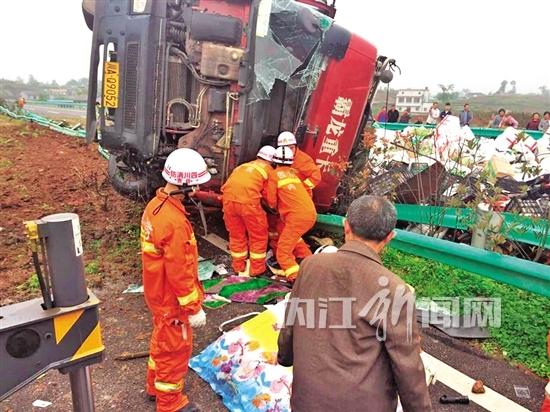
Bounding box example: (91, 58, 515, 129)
(107, 155, 153, 201)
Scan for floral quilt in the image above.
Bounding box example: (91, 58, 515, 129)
(189, 302, 292, 412)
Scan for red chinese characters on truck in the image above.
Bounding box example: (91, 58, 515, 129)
(300, 34, 378, 212)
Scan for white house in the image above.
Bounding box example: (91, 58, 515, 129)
(395, 88, 432, 114)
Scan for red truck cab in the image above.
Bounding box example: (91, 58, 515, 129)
(85, 0, 392, 211)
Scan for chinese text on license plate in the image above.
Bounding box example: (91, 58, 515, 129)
(103, 62, 119, 108)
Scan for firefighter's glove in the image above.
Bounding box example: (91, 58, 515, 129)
(189, 309, 206, 328)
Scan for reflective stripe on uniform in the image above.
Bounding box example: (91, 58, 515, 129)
(154, 380, 183, 393)
(147, 356, 155, 370)
(177, 288, 199, 306)
(249, 251, 267, 260)
(230, 250, 248, 259)
(284, 265, 300, 276)
(277, 177, 301, 188)
(141, 241, 161, 255)
(248, 163, 268, 180)
(303, 178, 315, 189)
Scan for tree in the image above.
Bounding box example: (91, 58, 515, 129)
(27, 74, 39, 86)
(509, 80, 517, 94)
(496, 80, 508, 95)
(540, 85, 549, 97)
(436, 83, 458, 102)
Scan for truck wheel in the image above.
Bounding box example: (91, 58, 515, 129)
(107, 155, 153, 201)
(82, 0, 94, 31)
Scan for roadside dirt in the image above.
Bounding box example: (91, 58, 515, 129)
(0, 117, 137, 305)
(0, 117, 546, 411)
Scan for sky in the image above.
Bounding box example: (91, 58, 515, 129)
(0, 0, 548, 94)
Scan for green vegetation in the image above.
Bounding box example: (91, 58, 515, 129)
(0, 159, 12, 169)
(382, 248, 550, 378)
(16, 273, 40, 291)
(111, 223, 140, 257)
(85, 260, 101, 275)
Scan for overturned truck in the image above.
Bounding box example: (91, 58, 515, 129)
(83, 0, 396, 211)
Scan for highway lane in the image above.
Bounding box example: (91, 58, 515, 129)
(24, 104, 87, 121)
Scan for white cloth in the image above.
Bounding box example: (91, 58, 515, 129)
(189, 309, 207, 328)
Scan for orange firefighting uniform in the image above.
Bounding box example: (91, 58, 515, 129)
(268, 148, 321, 252)
(293, 148, 322, 194)
(221, 159, 271, 275)
(141, 189, 204, 412)
(266, 166, 317, 279)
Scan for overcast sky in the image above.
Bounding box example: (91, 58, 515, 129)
(0, 0, 548, 94)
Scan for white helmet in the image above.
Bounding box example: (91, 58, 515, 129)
(314, 245, 339, 254)
(277, 131, 297, 147)
(162, 148, 211, 186)
(272, 146, 294, 165)
(257, 145, 276, 162)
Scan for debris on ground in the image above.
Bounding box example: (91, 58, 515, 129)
(337, 116, 550, 262)
(122, 284, 144, 294)
(198, 259, 217, 281)
(114, 351, 149, 362)
(472, 380, 486, 394)
(513, 385, 531, 399)
(32, 400, 52, 408)
(439, 395, 470, 404)
(202, 275, 290, 305)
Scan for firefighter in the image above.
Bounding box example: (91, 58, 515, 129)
(277, 131, 321, 195)
(266, 146, 317, 281)
(268, 131, 322, 253)
(141, 148, 209, 412)
(221, 145, 276, 276)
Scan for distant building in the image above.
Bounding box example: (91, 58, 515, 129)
(395, 88, 432, 114)
(47, 88, 68, 97)
(464, 91, 484, 99)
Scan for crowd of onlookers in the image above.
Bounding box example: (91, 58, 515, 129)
(375, 102, 550, 133)
(489, 108, 549, 132)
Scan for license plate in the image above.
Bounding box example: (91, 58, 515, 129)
(103, 62, 119, 108)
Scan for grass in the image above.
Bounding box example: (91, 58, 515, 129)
(0, 159, 12, 169)
(16, 273, 40, 291)
(382, 248, 550, 378)
(110, 223, 141, 258)
(85, 260, 101, 275)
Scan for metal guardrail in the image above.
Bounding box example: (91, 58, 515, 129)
(394, 204, 549, 249)
(316, 213, 550, 297)
(0, 106, 86, 138)
(373, 121, 545, 140)
(26, 100, 87, 110)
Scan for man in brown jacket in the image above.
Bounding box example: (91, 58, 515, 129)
(277, 195, 432, 412)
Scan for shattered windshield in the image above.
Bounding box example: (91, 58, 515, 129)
(249, 0, 333, 103)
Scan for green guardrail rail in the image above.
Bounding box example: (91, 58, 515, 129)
(373, 121, 545, 140)
(26, 100, 87, 110)
(394, 204, 549, 249)
(316, 213, 550, 297)
(0, 106, 86, 138)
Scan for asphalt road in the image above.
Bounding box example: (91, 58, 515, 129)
(24, 104, 86, 121)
